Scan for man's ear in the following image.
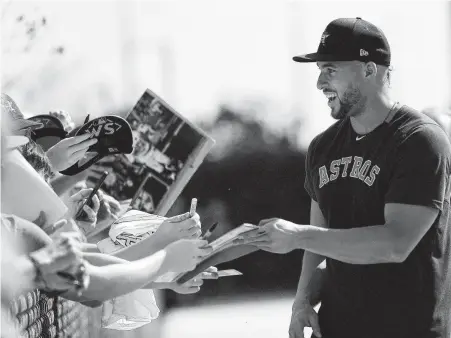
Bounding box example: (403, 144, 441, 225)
(363, 62, 378, 79)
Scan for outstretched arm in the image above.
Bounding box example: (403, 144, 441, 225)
(240, 125, 450, 264)
(240, 203, 439, 264)
(291, 203, 438, 264)
(5, 215, 210, 303)
(63, 250, 168, 303)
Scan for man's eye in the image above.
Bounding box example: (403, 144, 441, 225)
(327, 68, 336, 74)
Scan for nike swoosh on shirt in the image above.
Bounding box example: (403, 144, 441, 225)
(356, 135, 366, 141)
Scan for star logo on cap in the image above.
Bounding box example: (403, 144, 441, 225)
(321, 32, 330, 45)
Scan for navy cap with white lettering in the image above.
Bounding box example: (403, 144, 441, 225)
(74, 115, 133, 155)
(293, 17, 391, 66)
(60, 115, 133, 176)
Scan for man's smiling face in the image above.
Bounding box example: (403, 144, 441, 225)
(316, 61, 365, 120)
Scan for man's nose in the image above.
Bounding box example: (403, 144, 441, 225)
(317, 73, 327, 90)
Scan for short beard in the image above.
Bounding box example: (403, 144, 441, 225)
(334, 86, 364, 120)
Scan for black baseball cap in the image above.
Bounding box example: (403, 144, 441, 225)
(293, 17, 391, 66)
(60, 115, 134, 176)
(27, 114, 68, 151)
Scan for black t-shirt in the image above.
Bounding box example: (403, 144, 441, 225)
(304, 105, 451, 338)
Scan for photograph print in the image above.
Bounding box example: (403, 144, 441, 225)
(94, 89, 215, 216)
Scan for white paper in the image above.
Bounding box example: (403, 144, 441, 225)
(208, 223, 258, 253)
(100, 224, 161, 331)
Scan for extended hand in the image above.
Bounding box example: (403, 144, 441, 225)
(164, 239, 213, 273)
(234, 218, 300, 254)
(46, 133, 97, 171)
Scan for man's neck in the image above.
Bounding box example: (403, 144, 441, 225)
(350, 92, 396, 135)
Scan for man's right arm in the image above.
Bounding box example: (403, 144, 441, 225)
(293, 200, 327, 309)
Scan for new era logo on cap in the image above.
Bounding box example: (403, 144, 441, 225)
(292, 17, 391, 66)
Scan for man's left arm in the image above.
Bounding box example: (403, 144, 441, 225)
(287, 203, 438, 264)
(243, 124, 451, 264)
(298, 124, 451, 264)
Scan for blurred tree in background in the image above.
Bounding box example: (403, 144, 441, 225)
(1, 1, 66, 91)
(165, 104, 310, 308)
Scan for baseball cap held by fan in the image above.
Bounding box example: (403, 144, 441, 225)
(27, 114, 68, 151)
(60, 116, 134, 176)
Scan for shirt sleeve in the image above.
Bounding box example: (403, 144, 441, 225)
(385, 124, 451, 210)
(304, 135, 320, 202)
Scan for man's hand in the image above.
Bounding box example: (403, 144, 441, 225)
(163, 239, 212, 273)
(289, 303, 322, 338)
(154, 213, 202, 246)
(234, 218, 300, 254)
(46, 134, 97, 171)
(67, 189, 100, 231)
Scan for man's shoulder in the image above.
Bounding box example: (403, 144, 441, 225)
(393, 105, 445, 135)
(392, 105, 451, 157)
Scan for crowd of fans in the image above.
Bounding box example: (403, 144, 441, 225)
(0, 93, 218, 337)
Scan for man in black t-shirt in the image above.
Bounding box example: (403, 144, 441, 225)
(237, 18, 451, 338)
